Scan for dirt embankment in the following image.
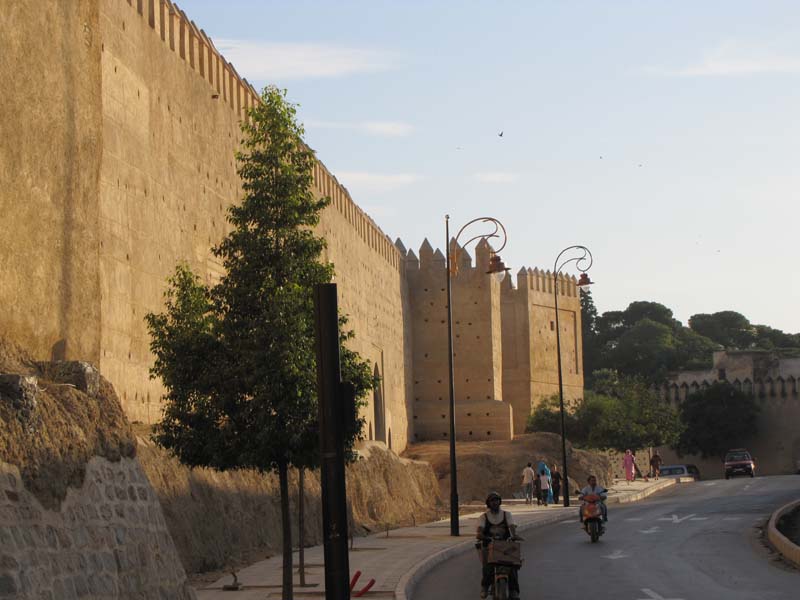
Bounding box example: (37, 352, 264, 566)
(403, 432, 613, 502)
(137, 434, 443, 574)
(0, 340, 137, 510)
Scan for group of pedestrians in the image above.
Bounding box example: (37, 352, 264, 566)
(623, 448, 664, 482)
(521, 461, 562, 506)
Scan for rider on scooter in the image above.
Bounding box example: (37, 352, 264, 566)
(578, 475, 608, 523)
(476, 491, 521, 599)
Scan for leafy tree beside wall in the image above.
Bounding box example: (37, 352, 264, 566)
(146, 86, 374, 600)
(675, 382, 759, 460)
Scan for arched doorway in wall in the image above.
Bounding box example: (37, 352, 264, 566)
(373, 364, 386, 443)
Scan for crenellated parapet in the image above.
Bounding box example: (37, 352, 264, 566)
(117, 1, 402, 273)
(119, 0, 260, 119)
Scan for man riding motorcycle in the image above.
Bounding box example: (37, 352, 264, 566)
(578, 475, 608, 523)
(476, 491, 522, 599)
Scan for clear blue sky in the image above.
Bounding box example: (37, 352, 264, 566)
(183, 1, 800, 333)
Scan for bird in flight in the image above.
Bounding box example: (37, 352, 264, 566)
(498, 131, 504, 137)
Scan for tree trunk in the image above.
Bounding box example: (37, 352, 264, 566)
(279, 461, 293, 600)
(298, 466, 306, 587)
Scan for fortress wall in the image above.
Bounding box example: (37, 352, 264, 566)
(406, 241, 509, 441)
(97, 0, 412, 447)
(98, 0, 247, 422)
(501, 269, 584, 425)
(526, 271, 583, 406)
(0, 0, 104, 365)
(314, 165, 411, 452)
(501, 272, 535, 433)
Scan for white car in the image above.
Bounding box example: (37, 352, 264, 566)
(658, 464, 701, 481)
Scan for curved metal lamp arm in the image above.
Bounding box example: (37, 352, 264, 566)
(449, 217, 508, 275)
(453, 217, 508, 254)
(554, 245, 593, 276)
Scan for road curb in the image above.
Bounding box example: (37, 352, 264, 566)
(610, 478, 677, 504)
(394, 511, 565, 600)
(767, 498, 800, 569)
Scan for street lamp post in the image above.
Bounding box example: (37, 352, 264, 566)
(552, 246, 594, 507)
(445, 215, 510, 536)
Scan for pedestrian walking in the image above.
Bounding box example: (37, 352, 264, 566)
(533, 469, 542, 505)
(623, 449, 636, 484)
(538, 469, 550, 506)
(551, 466, 563, 504)
(536, 460, 554, 505)
(649, 452, 663, 480)
(521, 462, 536, 504)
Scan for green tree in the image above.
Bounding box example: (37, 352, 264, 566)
(610, 318, 678, 382)
(580, 289, 603, 387)
(579, 371, 682, 451)
(675, 382, 759, 460)
(525, 394, 576, 434)
(146, 86, 374, 600)
(689, 311, 756, 349)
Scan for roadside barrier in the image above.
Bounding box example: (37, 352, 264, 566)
(767, 499, 800, 569)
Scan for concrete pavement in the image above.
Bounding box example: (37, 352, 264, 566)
(194, 477, 679, 599)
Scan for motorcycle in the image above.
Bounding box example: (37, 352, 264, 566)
(580, 493, 606, 543)
(476, 533, 523, 600)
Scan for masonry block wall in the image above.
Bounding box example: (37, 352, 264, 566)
(0, 458, 194, 600)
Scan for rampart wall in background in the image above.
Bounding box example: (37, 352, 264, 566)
(656, 351, 800, 476)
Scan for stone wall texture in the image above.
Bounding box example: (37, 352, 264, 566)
(0, 0, 583, 455)
(0, 457, 194, 600)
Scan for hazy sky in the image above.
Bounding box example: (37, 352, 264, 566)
(182, 1, 800, 332)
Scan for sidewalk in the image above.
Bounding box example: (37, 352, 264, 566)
(195, 477, 678, 599)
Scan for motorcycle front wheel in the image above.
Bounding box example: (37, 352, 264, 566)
(493, 577, 508, 600)
(588, 520, 600, 543)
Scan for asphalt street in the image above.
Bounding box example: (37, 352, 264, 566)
(414, 475, 800, 600)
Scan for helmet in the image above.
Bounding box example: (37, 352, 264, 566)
(485, 491, 502, 507)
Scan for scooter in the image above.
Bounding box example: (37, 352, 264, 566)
(476, 533, 523, 600)
(581, 493, 606, 543)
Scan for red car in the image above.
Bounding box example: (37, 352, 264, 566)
(724, 449, 755, 479)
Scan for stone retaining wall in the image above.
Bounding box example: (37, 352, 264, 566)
(0, 457, 194, 600)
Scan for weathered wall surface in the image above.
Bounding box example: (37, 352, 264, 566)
(0, 0, 103, 365)
(0, 458, 194, 600)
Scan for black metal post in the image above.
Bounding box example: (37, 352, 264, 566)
(314, 283, 351, 600)
(554, 273, 570, 507)
(445, 215, 459, 536)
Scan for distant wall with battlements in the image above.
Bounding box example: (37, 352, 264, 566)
(655, 351, 800, 476)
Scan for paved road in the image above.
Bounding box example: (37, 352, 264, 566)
(415, 475, 799, 600)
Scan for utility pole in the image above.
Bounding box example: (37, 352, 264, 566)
(314, 283, 351, 600)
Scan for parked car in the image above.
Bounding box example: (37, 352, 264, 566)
(658, 464, 701, 480)
(724, 449, 755, 479)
